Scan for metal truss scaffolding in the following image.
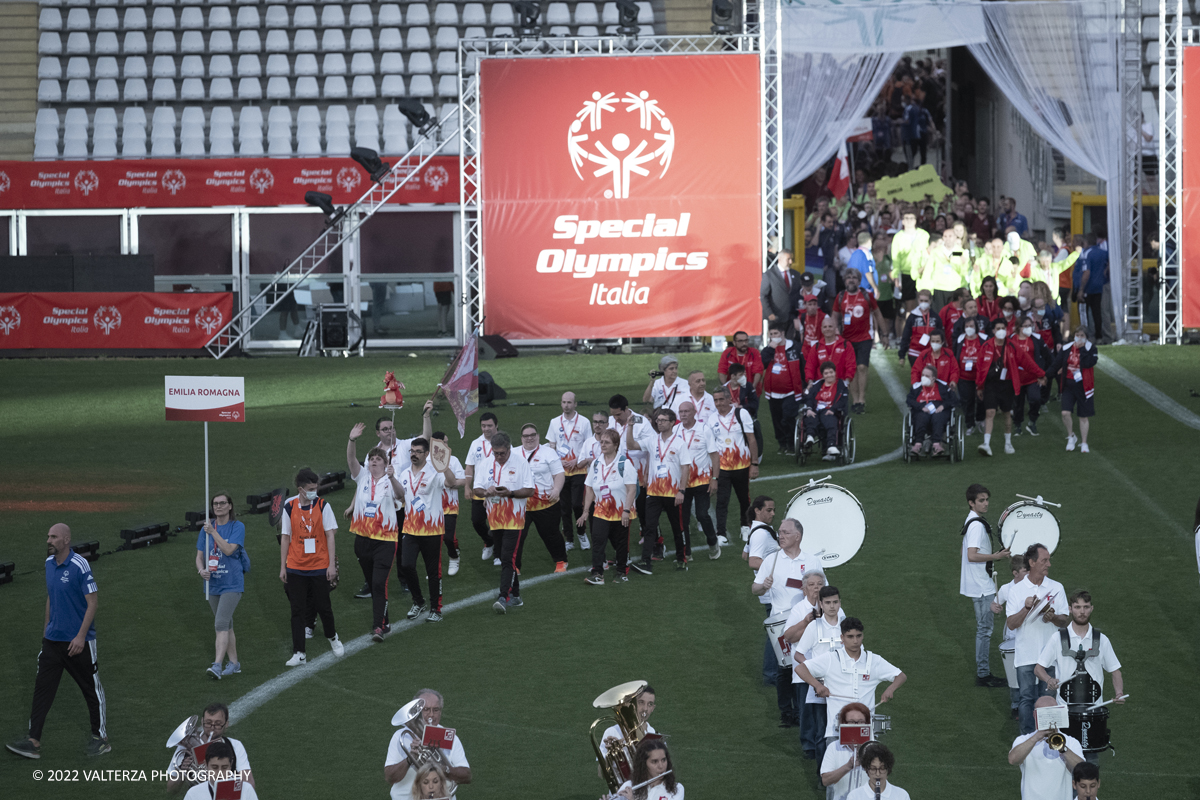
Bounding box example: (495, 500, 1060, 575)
(1159, 0, 1185, 343)
(1121, 0, 1144, 336)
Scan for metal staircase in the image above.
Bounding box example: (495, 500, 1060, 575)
(203, 107, 460, 359)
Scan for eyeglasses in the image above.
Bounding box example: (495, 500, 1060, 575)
(212, 501, 231, 507)
(866, 766, 888, 775)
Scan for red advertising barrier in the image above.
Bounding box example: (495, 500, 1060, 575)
(0, 292, 232, 349)
(479, 54, 763, 340)
(1181, 47, 1200, 328)
(0, 157, 457, 210)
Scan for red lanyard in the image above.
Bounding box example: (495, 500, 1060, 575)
(406, 468, 421, 499)
(491, 460, 503, 486)
(599, 457, 617, 484)
(481, 438, 492, 459)
(718, 411, 736, 434)
(560, 414, 580, 444)
(655, 431, 678, 462)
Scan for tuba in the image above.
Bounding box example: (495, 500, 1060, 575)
(166, 715, 209, 780)
(589, 681, 651, 793)
(392, 699, 456, 795)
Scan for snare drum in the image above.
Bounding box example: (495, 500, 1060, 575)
(998, 501, 1060, 556)
(1066, 707, 1110, 752)
(784, 483, 866, 568)
(764, 612, 792, 668)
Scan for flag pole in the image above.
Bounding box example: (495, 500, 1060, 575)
(204, 420, 210, 601)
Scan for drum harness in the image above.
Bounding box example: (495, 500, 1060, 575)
(959, 515, 997, 576)
(1061, 626, 1103, 703)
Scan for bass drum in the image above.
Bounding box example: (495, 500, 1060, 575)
(1066, 708, 1111, 753)
(784, 483, 866, 568)
(998, 501, 1060, 556)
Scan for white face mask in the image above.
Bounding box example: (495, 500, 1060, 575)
(1019, 296, 1030, 308)
(1002, 309, 1013, 319)
(918, 300, 931, 312)
(769, 336, 782, 346)
(930, 342, 942, 353)
(994, 328, 1007, 341)
(1021, 326, 1033, 336)
(1075, 336, 1087, 347)
(920, 375, 933, 387)
(736, 375, 747, 387)
(304, 489, 319, 501)
(964, 326, 976, 337)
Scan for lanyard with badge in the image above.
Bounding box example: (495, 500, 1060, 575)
(661, 381, 680, 407)
(488, 460, 504, 505)
(558, 416, 579, 458)
(717, 412, 739, 451)
(363, 476, 382, 519)
(654, 432, 678, 480)
(407, 469, 426, 514)
(299, 503, 319, 554)
(598, 457, 618, 502)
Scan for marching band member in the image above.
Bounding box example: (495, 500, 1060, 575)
(430, 432, 466, 576)
(846, 743, 909, 800)
(751, 520, 821, 612)
(820, 703, 871, 800)
(516, 424, 569, 574)
(385, 689, 471, 799)
(599, 685, 658, 762)
(709, 386, 758, 545)
(805, 316, 857, 387)
(676, 401, 721, 559)
(897, 289, 942, 367)
(832, 267, 886, 414)
(182, 740, 260, 800)
(579, 429, 638, 585)
(463, 411, 500, 562)
(1034, 590, 1123, 763)
(615, 738, 682, 800)
(794, 618, 906, 753)
(800, 362, 849, 461)
(628, 409, 690, 573)
(281, 468, 343, 663)
(471, 432, 535, 614)
(976, 317, 1046, 457)
(776, 569, 826, 732)
(410, 764, 449, 800)
(547, 392, 592, 552)
(346, 425, 405, 642)
(743, 495, 781, 687)
(954, 312, 989, 434)
(1047, 327, 1098, 454)
(1008, 697, 1084, 800)
(165, 703, 253, 794)
(1006, 544, 1069, 735)
(397, 438, 459, 624)
(993, 554, 1029, 717)
(1072, 762, 1101, 800)
(905, 365, 955, 457)
(959, 484, 1009, 688)
(794, 585, 848, 761)
(644, 356, 684, 412)
(761, 321, 804, 456)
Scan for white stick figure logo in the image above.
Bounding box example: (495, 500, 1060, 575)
(195, 306, 224, 335)
(74, 170, 100, 196)
(162, 169, 187, 195)
(336, 167, 362, 193)
(424, 165, 450, 191)
(94, 305, 122, 335)
(249, 168, 275, 194)
(0, 306, 19, 335)
(568, 90, 675, 199)
(0, 171, 10, 194)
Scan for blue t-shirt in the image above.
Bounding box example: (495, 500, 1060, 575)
(848, 248, 877, 295)
(1084, 245, 1108, 294)
(45, 553, 98, 642)
(197, 520, 246, 595)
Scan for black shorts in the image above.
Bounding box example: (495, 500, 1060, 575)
(877, 299, 896, 320)
(1060, 383, 1095, 417)
(981, 378, 1014, 413)
(434, 290, 452, 306)
(851, 339, 872, 367)
(900, 277, 917, 302)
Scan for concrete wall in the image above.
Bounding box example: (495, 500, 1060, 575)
(0, 2, 36, 161)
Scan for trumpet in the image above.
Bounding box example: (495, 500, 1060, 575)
(1046, 726, 1067, 752)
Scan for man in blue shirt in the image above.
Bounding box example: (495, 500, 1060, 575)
(847, 231, 879, 295)
(998, 197, 1030, 237)
(6, 524, 109, 759)
(1078, 227, 1109, 343)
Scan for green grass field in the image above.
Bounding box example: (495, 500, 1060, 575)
(2, 346, 1199, 800)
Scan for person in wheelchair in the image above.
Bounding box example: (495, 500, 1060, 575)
(906, 364, 957, 457)
(800, 361, 849, 462)
(908, 329, 959, 390)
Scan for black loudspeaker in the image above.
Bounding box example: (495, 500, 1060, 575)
(320, 305, 349, 349)
(0, 256, 73, 292)
(73, 255, 154, 292)
(478, 370, 507, 405)
(479, 334, 518, 360)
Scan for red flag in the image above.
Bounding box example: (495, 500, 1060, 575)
(439, 329, 480, 437)
(827, 141, 851, 200)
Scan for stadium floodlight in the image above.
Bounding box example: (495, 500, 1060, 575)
(711, 0, 738, 34)
(119, 522, 170, 551)
(397, 98, 433, 136)
(350, 147, 391, 183)
(0, 561, 13, 585)
(72, 541, 101, 562)
(514, 1, 541, 36)
(616, 0, 639, 35)
(304, 191, 347, 228)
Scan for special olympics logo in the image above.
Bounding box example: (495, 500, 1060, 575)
(568, 91, 676, 199)
(94, 305, 122, 335)
(852, 306, 864, 318)
(195, 305, 223, 335)
(424, 165, 450, 192)
(249, 168, 275, 194)
(162, 169, 186, 195)
(74, 170, 100, 196)
(0, 306, 20, 335)
(0, 171, 9, 194)
(336, 167, 361, 193)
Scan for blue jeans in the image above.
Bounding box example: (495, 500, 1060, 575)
(799, 694, 828, 757)
(1017, 664, 1054, 735)
(972, 594, 995, 676)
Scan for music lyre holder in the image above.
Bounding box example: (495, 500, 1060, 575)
(787, 475, 832, 494)
(1015, 493, 1062, 508)
(204, 107, 461, 359)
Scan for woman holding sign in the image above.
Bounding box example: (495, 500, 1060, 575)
(196, 493, 247, 680)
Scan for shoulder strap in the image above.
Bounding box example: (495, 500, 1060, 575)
(961, 516, 996, 576)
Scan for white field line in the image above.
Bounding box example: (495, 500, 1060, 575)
(1096, 354, 1200, 430)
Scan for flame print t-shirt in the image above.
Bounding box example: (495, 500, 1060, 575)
(397, 461, 445, 537)
(585, 454, 639, 522)
(645, 430, 687, 498)
(473, 454, 534, 530)
(521, 444, 565, 512)
(678, 422, 719, 489)
(707, 408, 755, 471)
(350, 470, 399, 542)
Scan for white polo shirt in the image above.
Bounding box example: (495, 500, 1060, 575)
(676, 421, 719, 487)
(1011, 731, 1083, 800)
(546, 412, 590, 475)
(1005, 575, 1068, 667)
(753, 548, 824, 614)
(644, 429, 688, 498)
(167, 737, 252, 782)
(441, 456, 466, 515)
(1035, 624, 1121, 704)
(464, 433, 493, 473)
(820, 741, 869, 800)
(744, 522, 779, 563)
(183, 781, 260, 800)
(385, 728, 469, 800)
(519, 443, 565, 512)
(396, 461, 446, 536)
(649, 376, 686, 412)
(804, 648, 902, 738)
(847, 783, 910, 800)
(472, 454, 535, 531)
(996, 580, 1018, 650)
(683, 390, 717, 423)
(608, 413, 654, 483)
(794, 612, 848, 696)
(959, 511, 995, 598)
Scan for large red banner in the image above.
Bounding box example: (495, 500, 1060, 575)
(0, 292, 232, 349)
(479, 55, 762, 339)
(0, 156, 457, 210)
(1181, 48, 1200, 328)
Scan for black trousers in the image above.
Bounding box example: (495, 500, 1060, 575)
(643, 494, 687, 563)
(520, 503, 568, 565)
(715, 467, 751, 537)
(354, 534, 396, 630)
(495, 528, 523, 600)
(958, 380, 979, 425)
(286, 573, 334, 653)
(681, 484, 717, 549)
(801, 410, 839, 448)
(559, 473, 586, 542)
(911, 408, 950, 443)
(1085, 292, 1105, 341)
(443, 513, 460, 559)
(1012, 383, 1045, 427)
(400, 534, 443, 612)
(393, 508, 407, 585)
(590, 517, 629, 575)
(28, 638, 106, 741)
(470, 498, 493, 547)
(768, 396, 799, 449)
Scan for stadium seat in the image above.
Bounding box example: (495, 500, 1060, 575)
(210, 77, 233, 99)
(323, 75, 348, 98)
(638, 2, 654, 23)
(38, 33, 62, 55)
(407, 4, 430, 26)
(239, 106, 262, 130)
(95, 8, 119, 30)
(238, 135, 263, 156)
(66, 8, 89, 29)
(181, 78, 204, 99)
(326, 104, 349, 127)
(96, 32, 119, 54)
(437, 75, 457, 97)
(39, 57, 62, 80)
(123, 78, 148, 101)
(209, 54, 233, 77)
(151, 6, 175, 28)
(409, 74, 433, 98)
(491, 3, 515, 25)
(153, 55, 176, 78)
(378, 28, 402, 50)
(123, 8, 147, 29)
(297, 105, 321, 128)
(264, 5, 287, 27)
(349, 28, 374, 51)
(492, 26, 514, 36)
(380, 74, 405, 97)
(326, 125, 351, 156)
(64, 107, 88, 133)
(34, 140, 59, 160)
(266, 76, 291, 99)
(94, 108, 117, 128)
(95, 56, 119, 78)
(293, 5, 318, 27)
(181, 133, 205, 157)
(576, 25, 598, 36)
(237, 77, 262, 99)
(123, 107, 146, 130)
(546, 3, 570, 24)
(380, 52, 403, 74)
(354, 103, 378, 127)
(63, 138, 89, 159)
(463, 26, 486, 39)
(209, 30, 233, 53)
(210, 136, 235, 156)
(351, 75, 376, 98)
(266, 53, 290, 76)
(66, 79, 90, 102)
(296, 30, 320, 52)
(266, 30, 290, 52)
(349, 5, 373, 26)
(321, 6, 344, 27)
(322, 29, 346, 53)
(237, 30, 261, 53)
(181, 55, 204, 77)
(180, 31, 204, 52)
(549, 26, 569, 36)
(40, 8, 63, 30)
(180, 7, 203, 28)
(296, 130, 321, 156)
(66, 56, 90, 79)
(209, 7, 232, 28)
(351, 52, 375, 75)
(434, 3, 458, 25)
(93, 126, 119, 159)
(435, 27, 459, 50)
(601, 3, 619, 24)
(575, 3, 599, 25)
(122, 128, 147, 158)
(237, 6, 260, 27)
(181, 106, 205, 134)
(378, 4, 402, 25)
(152, 137, 177, 157)
(408, 52, 432, 74)
(152, 77, 176, 101)
(152, 31, 176, 53)
(152, 106, 175, 137)
(237, 54, 261, 77)
(435, 52, 456, 74)
(382, 132, 408, 154)
(296, 76, 321, 98)
(461, 3, 487, 25)
(268, 134, 293, 157)
(66, 32, 90, 54)
(95, 79, 120, 101)
(210, 105, 233, 129)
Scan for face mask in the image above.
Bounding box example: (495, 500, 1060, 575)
(1034, 308, 1044, 316)
(1019, 296, 1030, 308)
(930, 342, 942, 353)
(1002, 309, 1013, 319)
(1075, 336, 1087, 347)
(304, 489, 318, 501)
(994, 329, 1007, 341)
(918, 300, 930, 312)
(920, 375, 933, 387)
(964, 326, 976, 337)
(1021, 326, 1033, 336)
(769, 336, 782, 346)
(736, 375, 746, 387)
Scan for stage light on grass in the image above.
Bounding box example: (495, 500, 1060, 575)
(118, 522, 170, 551)
(318, 470, 347, 496)
(0, 561, 13, 585)
(72, 540, 101, 562)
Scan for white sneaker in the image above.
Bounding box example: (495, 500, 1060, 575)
(826, 446, 839, 456)
(493, 557, 501, 566)
(481, 546, 494, 560)
(717, 535, 730, 546)
(1004, 442, 1016, 454)
(1080, 443, 1090, 453)
(822, 453, 836, 461)
(1066, 434, 1078, 452)
(448, 558, 460, 576)
(329, 635, 344, 657)
(579, 534, 591, 550)
(805, 435, 816, 446)
(564, 541, 575, 552)
(285, 652, 306, 667)
(304, 627, 313, 639)
(978, 443, 993, 457)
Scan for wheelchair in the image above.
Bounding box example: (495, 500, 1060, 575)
(793, 409, 856, 467)
(901, 405, 965, 463)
